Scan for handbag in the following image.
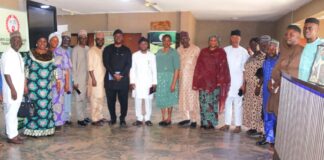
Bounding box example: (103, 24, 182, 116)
(18, 96, 35, 118)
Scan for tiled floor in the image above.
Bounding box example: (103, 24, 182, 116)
(0, 96, 273, 160)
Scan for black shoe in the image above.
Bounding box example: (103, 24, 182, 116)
(120, 121, 127, 128)
(132, 120, 143, 126)
(92, 121, 104, 126)
(159, 121, 167, 126)
(65, 121, 73, 126)
(256, 138, 268, 146)
(249, 132, 263, 138)
(145, 121, 153, 126)
(165, 121, 172, 126)
(84, 118, 91, 124)
(77, 120, 87, 126)
(178, 120, 190, 126)
(108, 120, 117, 126)
(246, 129, 257, 135)
(190, 122, 197, 128)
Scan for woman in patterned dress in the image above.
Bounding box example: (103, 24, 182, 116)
(50, 32, 72, 129)
(192, 35, 231, 129)
(155, 34, 180, 127)
(24, 36, 58, 137)
(243, 37, 266, 136)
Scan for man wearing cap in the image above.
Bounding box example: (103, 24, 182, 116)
(220, 29, 249, 133)
(299, 18, 323, 81)
(61, 31, 73, 126)
(88, 32, 106, 126)
(72, 30, 90, 126)
(1, 31, 25, 144)
(103, 29, 132, 128)
(177, 31, 200, 128)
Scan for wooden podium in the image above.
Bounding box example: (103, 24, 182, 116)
(274, 73, 324, 160)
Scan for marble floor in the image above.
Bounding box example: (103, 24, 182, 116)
(0, 96, 273, 160)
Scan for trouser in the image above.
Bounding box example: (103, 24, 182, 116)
(182, 110, 198, 122)
(225, 96, 243, 126)
(75, 89, 88, 121)
(4, 101, 21, 139)
(90, 96, 105, 122)
(63, 93, 72, 121)
(135, 98, 152, 121)
(106, 87, 128, 122)
(263, 105, 277, 143)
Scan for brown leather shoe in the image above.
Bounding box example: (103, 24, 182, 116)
(220, 125, 230, 131)
(232, 126, 242, 133)
(18, 135, 27, 141)
(7, 136, 23, 144)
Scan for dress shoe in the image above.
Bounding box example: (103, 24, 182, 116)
(165, 121, 172, 126)
(178, 120, 190, 126)
(55, 126, 63, 132)
(232, 126, 242, 133)
(65, 121, 73, 126)
(145, 121, 153, 126)
(246, 129, 257, 135)
(7, 136, 23, 144)
(132, 120, 143, 126)
(220, 125, 230, 131)
(120, 121, 127, 128)
(77, 120, 87, 126)
(249, 132, 263, 138)
(108, 120, 117, 126)
(84, 118, 91, 124)
(18, 134, 27, 140)
(158, 121, 167, 126)
(92, 121, 104, 126)
(256, 138, 268, 146)
(190, 122, 197, 128)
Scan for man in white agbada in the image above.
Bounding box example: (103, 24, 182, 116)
(220, 29, 250, 133)
(1, 31, 25, 144)
(72, 30, 90, 126)
(130, 37, 157, 126)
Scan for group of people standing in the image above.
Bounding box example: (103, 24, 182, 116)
(0, 17, 322, 152)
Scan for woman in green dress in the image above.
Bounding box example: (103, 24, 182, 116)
(155, 34, 180, 127)
(24, 36, 58, 137)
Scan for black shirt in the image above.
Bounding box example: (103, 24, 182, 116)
(103, 44, 132, 89)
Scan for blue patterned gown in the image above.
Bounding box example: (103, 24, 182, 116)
(262, 55, 279, 143)
(24, 51, 56, 136)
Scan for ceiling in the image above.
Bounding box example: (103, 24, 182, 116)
(32, 0, 311, 21)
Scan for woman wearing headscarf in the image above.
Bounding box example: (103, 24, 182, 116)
(24, 36, 58, 137)
(50, 32, 72, 130)
(243, 37, 266, 137)
(192, 35, 231, 129)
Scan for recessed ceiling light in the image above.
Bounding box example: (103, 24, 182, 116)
(40, 5, 50, 9)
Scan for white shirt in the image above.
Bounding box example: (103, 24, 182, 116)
(130, 50, 157, 99)
(224, 45, 249, 97)
(1, 47, 25, 103)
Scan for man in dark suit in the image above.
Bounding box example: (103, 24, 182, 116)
(103, 29, 132, 128)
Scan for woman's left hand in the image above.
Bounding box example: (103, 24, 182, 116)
(170, 84, 176, 92)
